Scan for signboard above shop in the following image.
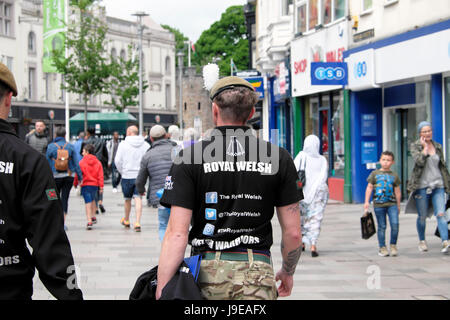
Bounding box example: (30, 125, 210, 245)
(310, 62, 348, 86)
(244, 76, 265, 99)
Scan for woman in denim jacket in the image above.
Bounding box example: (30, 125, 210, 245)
(407, 121, 450, 253)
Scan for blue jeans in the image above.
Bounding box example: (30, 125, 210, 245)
(374, 205, 399, 248)
(158, 207, 170, 242)
(414, 187, 448, 241)
(121, 179, 139, 200)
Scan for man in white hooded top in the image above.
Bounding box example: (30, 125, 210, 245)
(114, 125, 150, 231)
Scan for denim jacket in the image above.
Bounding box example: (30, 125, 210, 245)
(46, 137, 83, 179)
(407, 139, 450, 194)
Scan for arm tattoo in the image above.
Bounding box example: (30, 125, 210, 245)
(281, 242, 302, 276)
(287, 203, 300, 215)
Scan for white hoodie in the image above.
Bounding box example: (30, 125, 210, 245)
(114, 135, 150, 179)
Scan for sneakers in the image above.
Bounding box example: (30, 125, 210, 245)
(112, 188, 118, 193)
(99, 204, 106, 214)
(86, 222, 93, 230)
(378, 247, 389, 257)
(390, 244, 398, 257)
(134, 223, 141, 232)
(91, 217, 97, 224)
(418, 241, 428, 252)
(441, 241, 449, 253)
(120, 218, 130, 228)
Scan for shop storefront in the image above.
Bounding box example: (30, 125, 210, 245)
(344, 19, 450, 203)
(290, 20, 348, 201)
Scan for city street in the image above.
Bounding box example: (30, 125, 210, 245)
(32, 181, 450, 300)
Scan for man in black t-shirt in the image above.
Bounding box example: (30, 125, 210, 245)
(156, 76, 303, 300)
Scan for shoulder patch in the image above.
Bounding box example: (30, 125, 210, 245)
(45, 189, 58, 201)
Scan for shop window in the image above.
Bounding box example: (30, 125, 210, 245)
(445, 78, 450, 170)
(331, 91, 344, 177)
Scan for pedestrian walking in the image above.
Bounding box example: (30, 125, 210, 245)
(72, 130, 85, 166)
(79, 144, 104, 230)
(406, 121, 450, 253)
(156, 76, 303, 300)
(82, 127, 108, 213)
(293, 135, 329, 257)
(115, 125, 150, 232)
(364, 151, 401, 257)
(135, 125, 177, 241)
(46, 126, 83, 230)
(0, 62, 83, 299)
(25, 119, 49, 155)
(107, 131, 121, 193)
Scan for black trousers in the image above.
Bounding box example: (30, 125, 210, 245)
(54, 176, 74, 214)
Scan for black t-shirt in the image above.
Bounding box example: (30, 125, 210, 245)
(160, 126, 303, 253)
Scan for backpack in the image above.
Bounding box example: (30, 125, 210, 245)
(54, 142, 70, 172)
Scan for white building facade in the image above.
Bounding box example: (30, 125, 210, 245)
(0, 0, 177, 139)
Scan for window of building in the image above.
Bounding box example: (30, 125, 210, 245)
(28, 31, 36, 53)
(0, 1, 13, 37)
(384, 0, 398, 6)
(281, 0, 293, 16)
(295, 1, 307, 34)
(184, 102, 187, 111)
(165, 56, 171, 75)
(165, 84, 171, 109)
(362, 0, 373, 12)
(331, 91, 344, 177)
(120, 49, 126, 61)
(309, 0, 319, 29)
(111, 48, 117, 60)
(28, 67, 36, 100)
(295, 0, 346, 34)
(198, 102, 201, 110)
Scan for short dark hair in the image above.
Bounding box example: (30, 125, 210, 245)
(83, 144, 95, 154)
(0, 81, 11, 102)
(381, 151, 395, 161)
(56, 126, 66, 137)
(87, 127, 95, 135)
(213, 87, 258, 124)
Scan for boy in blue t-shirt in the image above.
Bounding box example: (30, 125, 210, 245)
(364, 151, 401, 257)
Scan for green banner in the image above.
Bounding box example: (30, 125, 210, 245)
(43, 0, 66, 73)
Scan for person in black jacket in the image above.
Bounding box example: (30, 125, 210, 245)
(0, 62, 83, 300)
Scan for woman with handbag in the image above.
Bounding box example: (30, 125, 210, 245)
(293, 135, 329, 257)
(406, 121, 450, 253)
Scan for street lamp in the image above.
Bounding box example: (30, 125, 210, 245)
(177, 51, 185, 137)
(132, 11, 149, 136)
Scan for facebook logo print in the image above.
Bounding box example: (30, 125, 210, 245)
(205, 208, 217, 221)
(203, 223, 215, 236)
(205, 192, 218, 204)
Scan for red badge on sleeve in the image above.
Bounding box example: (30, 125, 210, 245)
(46, 189, 58, 201)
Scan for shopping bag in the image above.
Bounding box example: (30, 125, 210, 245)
(361, 211, 376, 240)
(434, 199, 450, 238)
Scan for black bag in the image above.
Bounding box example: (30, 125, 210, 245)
(129, 265, 158, 300)
(297, 155, 306, 187)
(361, 211, 376, 239)
(160, 260, 204, 300)
(434, 199, 450, 238)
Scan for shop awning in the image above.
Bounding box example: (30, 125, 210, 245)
(69, 112, 137, 136)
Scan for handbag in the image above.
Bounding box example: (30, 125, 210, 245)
(361, 211, 376, 240)
(434, 199, 450, 238)
(297, 155, 306, 188)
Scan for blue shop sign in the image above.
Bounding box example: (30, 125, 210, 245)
(361, 113, 377, 136)
(311, 62, 348, 85)
(361, 141, 378, 164)
(244, 76, 265, 99)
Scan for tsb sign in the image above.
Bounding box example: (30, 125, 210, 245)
(311, 62, 348, 85)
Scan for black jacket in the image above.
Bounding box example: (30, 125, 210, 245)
(0, 119, 83, 300)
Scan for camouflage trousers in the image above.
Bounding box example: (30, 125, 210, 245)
(197, 250, 278, 300)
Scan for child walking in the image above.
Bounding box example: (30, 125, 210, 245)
(364, 151, 402, 257)
(79, 144, 104, 230)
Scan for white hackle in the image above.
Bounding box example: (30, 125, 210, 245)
(203, 63, 220, 91)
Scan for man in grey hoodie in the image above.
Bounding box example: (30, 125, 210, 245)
(136, 125, 177, 241)
(115, 125, 150, 232)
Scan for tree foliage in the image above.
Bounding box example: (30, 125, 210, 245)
(161, 24, 189, 67)
(193, 5, 248, 76)
(52, 0, 110, 132)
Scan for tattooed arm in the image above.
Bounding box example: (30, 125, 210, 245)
(275, 202, 302, 297)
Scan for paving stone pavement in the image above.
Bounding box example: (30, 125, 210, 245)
(32, 183, 450, 300)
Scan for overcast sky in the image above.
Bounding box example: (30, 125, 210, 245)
(102, 0, 248, 43)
